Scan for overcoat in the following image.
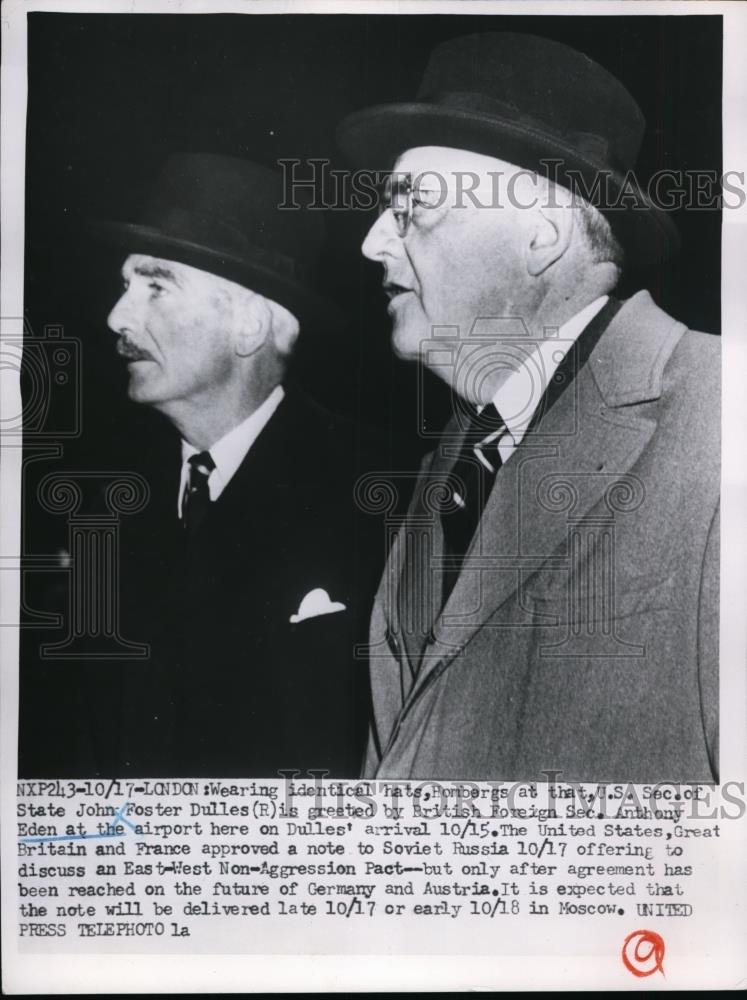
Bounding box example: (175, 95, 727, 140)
(20, 388, 384, 778)
(364, 291, 720, 783)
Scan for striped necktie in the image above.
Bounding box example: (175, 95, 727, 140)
(182, 451, 215, 535)
(441, 404, 506, 603)
(438, 298, 623, 606)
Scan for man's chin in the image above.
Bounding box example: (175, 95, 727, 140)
(126, 374, 161, 405)
(390, 322, 426, 363)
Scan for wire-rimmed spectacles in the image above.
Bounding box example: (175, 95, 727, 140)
(378, 172, 446, 237)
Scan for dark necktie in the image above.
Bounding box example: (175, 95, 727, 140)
(438, 298, 623, 605)
(441, 404, 507, 603)
(182, 451, 215, 535)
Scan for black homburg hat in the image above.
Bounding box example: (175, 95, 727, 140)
(93, 153, 334, 327)
(337, 33, 679, 266)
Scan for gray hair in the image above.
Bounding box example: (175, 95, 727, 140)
(266, 297, 301, 356)
(573, 199, 625, 270)
(230, 282, 301, 357)
(535, 172, 625, 272)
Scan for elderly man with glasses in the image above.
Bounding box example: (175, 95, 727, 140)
(337, 32, 720, 782)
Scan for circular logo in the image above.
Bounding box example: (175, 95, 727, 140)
(622, 929, 665, 978)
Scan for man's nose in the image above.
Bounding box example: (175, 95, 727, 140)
(361, 210, 402, 261)
(107, 289, 134, 336)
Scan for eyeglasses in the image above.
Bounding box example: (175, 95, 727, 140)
(378, 172, 446, 238)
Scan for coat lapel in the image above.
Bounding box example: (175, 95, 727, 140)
(183, 389, 310, 550)
(396, 437, 461, 671)
(163, 389, 320, 623)
(405, 290, 687, 699)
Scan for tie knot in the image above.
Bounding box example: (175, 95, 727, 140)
(183, 451, 215, 534)
(467, 403, 505, 440)
(188, 451, 215, 479)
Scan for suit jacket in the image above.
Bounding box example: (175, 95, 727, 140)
(20, 388, 385, 778)
(364, 291, 720, 783)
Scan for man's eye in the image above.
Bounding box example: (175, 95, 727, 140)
(149, 281, 165, 297)
(414, 187, 443, 210)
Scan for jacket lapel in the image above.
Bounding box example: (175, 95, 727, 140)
(406, 290, 686, 698)
(184, 389, 311, 548)
(164, 390, 314, 621)
(395, 436, 456, 672)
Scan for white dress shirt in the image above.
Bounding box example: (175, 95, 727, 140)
(177, 384, 285, 518)
(487, 296, 608, 465)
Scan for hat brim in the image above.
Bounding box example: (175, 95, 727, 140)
(337, 103, 680, 268)
(90, 220, 341, 331)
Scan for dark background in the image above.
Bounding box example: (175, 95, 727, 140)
(18, 11, 722, 775)
(21, 10, 722, 558)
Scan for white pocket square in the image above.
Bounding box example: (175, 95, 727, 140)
(290, 588, 346, 624)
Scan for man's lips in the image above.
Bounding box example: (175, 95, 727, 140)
(383, 281, 414, 302)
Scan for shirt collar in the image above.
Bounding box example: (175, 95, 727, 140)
(489, 296, 608, 446)
(179, 384, 285, 517)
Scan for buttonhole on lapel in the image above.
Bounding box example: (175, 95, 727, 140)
(386, 627, 401, 654)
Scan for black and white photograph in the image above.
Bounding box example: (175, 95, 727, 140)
(15, 6, 724, 782)
(2, 0, 745, 992)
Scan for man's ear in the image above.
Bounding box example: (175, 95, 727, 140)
(234, 295, 271, 357)
(526, 204, 574, 276)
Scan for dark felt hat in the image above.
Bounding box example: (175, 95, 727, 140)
(337, 33, 679, 266)
(92, 153, 335, 327)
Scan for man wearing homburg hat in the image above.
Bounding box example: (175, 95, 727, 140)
(73, 154, 381, 777)
(338, 33, 719, 782)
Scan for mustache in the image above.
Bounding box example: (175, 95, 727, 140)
(115, 338, 155, 362)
